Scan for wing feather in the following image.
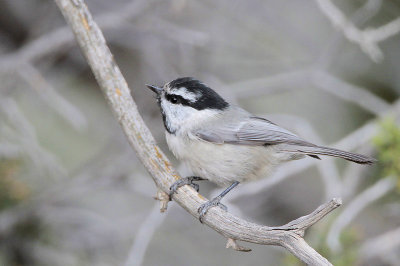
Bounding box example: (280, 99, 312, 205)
(195, 116, 312, 146)
(194, 115, 375, 164)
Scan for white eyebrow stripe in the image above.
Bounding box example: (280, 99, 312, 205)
(171, 87, 200, 102)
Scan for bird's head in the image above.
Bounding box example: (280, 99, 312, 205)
(147, 77, 229, 134)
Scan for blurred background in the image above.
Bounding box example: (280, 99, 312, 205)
(0, 0, 400, 265)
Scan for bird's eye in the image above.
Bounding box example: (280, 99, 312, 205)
(166, 94, 181, 104)
(170, 96, 178, 104)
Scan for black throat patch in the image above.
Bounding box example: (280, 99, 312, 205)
(156, 95, 175, 134)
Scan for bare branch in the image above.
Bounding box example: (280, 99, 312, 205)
(342, 146, 375, 199)
(326, 176, 396, 252)
(0, 0, 204, 72)
(0, 142, 21, 158)
(311, 70, 390, 115)
(229, 69, 388, 116)
(0, 97, 66, 176)
(317, 0, 382, 69)
(315, 0, 400, 62)
(227, 99, 400, 205)
(154, 189, 169, 213)
(272, 114, 342, 199)
(227, 113, 342, 201)
(365, 17, 400, 43)
(229, 69, 309, 98)
(124, 202, 168, 266)
(0, 0, 153, 69)
(17, 63, 87, 130)
(53, 0, 342, 264)
(226, 238, 252, 252)
(360, 226, 400, 262)
(279, 198, 342, 234)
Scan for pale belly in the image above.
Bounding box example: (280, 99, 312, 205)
(166, 133, 293, 186)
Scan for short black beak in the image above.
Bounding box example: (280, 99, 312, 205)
(146, 84, 163, 94)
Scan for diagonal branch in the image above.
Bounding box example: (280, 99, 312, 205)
(327, 176, 396, 252)
(0, 0, 153, 70)
(53, 0, 340, 264)
(315, 0, 400, 62)
(17, 63, 87, 131)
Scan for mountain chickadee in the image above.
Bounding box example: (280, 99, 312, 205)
(147, 77, 375, 222)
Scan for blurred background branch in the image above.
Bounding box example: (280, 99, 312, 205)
(315, 0, 400, 62)
(0, 0, 400, 265)
(52, 0, 341, 264)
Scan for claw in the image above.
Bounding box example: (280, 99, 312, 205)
(197, 181, 239, 223)
(169, 181, 183, 198)
(169, 181, 185, 198)
(191, 182, 200, 192)
(219, 202, 228, 211)
(169, 176, 203, 199)
(198, 196, 227, 223)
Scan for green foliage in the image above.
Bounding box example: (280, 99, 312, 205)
(0, 160, 47, 266)
(317, 228, 360, 266)
(372, 118, 400, 191)
(281, 118, 400, 265)
(0, 159, 29, 210)
(281, 225, 361, 266)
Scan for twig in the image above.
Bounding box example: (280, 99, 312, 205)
(53, 0, 341, 264)
(17, 63, 87, 130)
(154, 188, 169, 213)
(279, 198, 342, 234)
(0, 0, 203, 71)
(311, 70, 390, 115)
(229, 69, 388, 116)
(326, 176, 396, 252)
(124, 202, 168, 266)
(275, 114, 342, 199)
(0, 143, 21, 158)
(227, 99, 400, 203)
(315, 0, 400, 62)
(229, 69, 309, 98)
(0, 98, 66, 177)
(263, 114, 342, 199)
(360, 226, 400, 262)
(0, 0, 153, 71)
(228, 116, 377, 202)
(316, 0, 383, 68)
(341, 146, 374, 199)
(226, 238, 252, 252)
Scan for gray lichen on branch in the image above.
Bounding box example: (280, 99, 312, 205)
(54, 0, 341, 264)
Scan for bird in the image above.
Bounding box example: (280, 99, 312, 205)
(146, 77, 375, 222)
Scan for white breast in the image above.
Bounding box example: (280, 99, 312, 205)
(166, 132, 290, 186)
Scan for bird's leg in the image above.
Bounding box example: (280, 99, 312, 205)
(169, 176, 205, 199)
(198, 181, 240, 223)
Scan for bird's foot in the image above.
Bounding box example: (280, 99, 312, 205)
(169, 176, 202, 199)
(198, 196, 227, 223)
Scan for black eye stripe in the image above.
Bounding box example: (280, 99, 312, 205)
(165, 94, 190, 106)
(165, 78, 229, 110)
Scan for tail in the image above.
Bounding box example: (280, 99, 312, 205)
(283, 145, 376, 165)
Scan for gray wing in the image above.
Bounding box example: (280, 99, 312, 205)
(195, 116, 375, 164)
(195, 116, 314, 146)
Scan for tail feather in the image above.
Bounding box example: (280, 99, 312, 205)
(283, 145, 376, 165)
